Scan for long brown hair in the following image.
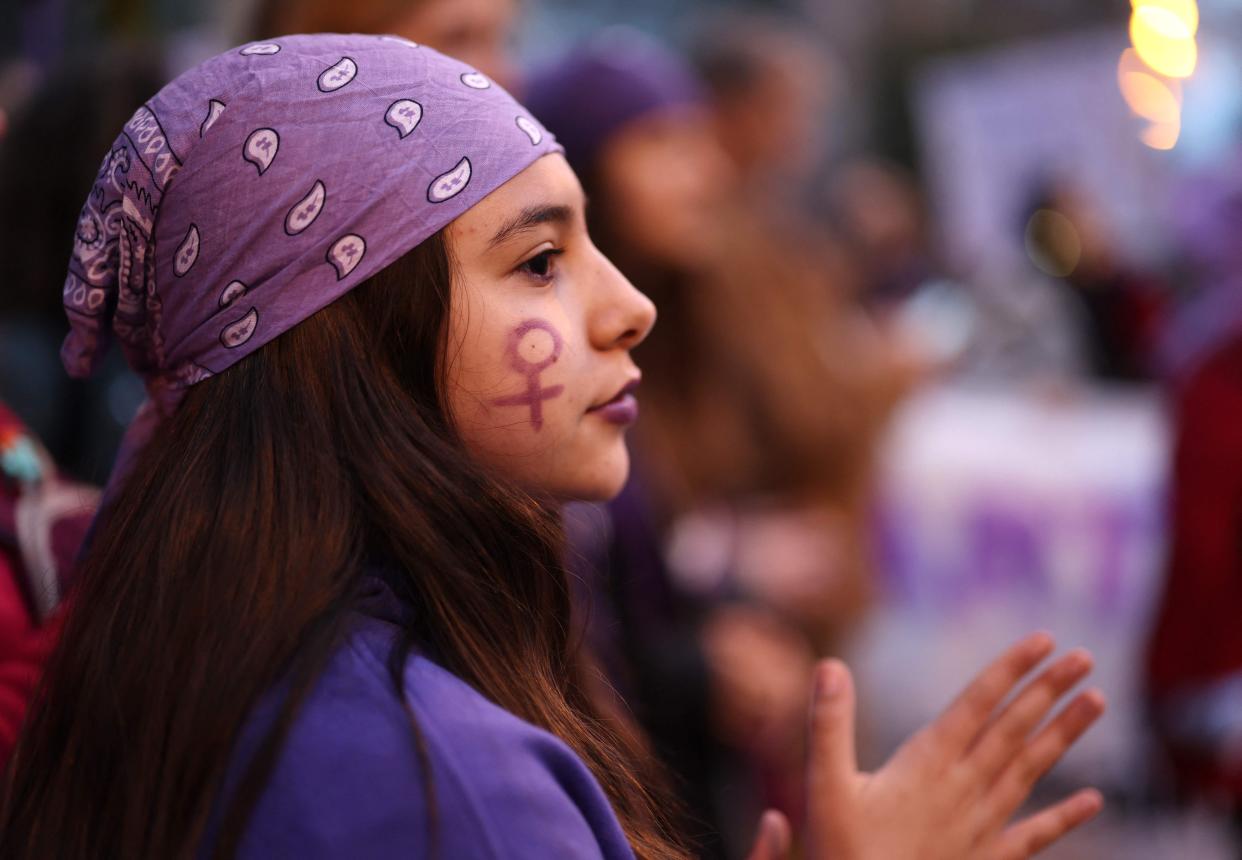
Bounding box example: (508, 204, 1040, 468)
(0, 232, 687, 858)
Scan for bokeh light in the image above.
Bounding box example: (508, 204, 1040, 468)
(1132, 0, 1199, 36)
(1118, 48, 1183, 124)
(1120, 0, 1198, 150)
(1129, 1, 1199, 78)
(1024, 208, 1083, 277)
(1140, 117, 1182, 149)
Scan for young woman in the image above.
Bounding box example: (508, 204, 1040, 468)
(2, 34, 1104, 859)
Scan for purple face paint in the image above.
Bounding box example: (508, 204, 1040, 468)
(490, 319, 564, 430)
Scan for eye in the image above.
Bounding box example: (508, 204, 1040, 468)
(517, 248, 563, 283)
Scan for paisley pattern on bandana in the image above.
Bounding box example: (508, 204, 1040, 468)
(427, 157, 472, 203)
(284, 180, 327, 236)
(58, 34, 561, 496)
(318, 57, 359, 93)
(327, 234, 366, 280)
(200, 99, 226, 137)
(243, 128, 279, 175)
(219, 280, 247, 307)
(385, 100, 423, 139)
(516, 116, 543, 146)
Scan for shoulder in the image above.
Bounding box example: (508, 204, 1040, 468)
(228, 613, 634, 860)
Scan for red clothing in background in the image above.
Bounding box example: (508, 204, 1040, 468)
(0, 552, 60, 756)
(0, 402, 96, 766)
(1146, 334, 1242, 795)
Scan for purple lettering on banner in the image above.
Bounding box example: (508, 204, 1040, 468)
(490, 319, 564, 430)
(871, 498, 921, 602)
(966, 499, 1048, 600)
(1084, 495, 1161, 619)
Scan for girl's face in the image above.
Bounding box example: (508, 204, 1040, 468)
(444, 154, 656, 502)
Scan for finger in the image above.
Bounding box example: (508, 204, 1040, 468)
(807, 659, 857, 800)
(993, 788, 1103, 859)
(967, 649, 1094, 783)
(987, 690, 1107, 823)
(744, 809, 792, 860)
(927, 632, 1055, 756)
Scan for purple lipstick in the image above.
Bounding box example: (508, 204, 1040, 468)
(588, 378, 640, 426)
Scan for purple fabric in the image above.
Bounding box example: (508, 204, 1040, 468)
(203, 575, 635, 858)
(523, 29, 704, 177)
(61, 34, 561, 491)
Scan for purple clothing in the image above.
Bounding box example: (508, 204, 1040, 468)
(207, 576, 634, 859)
(61, 34, 560, 497)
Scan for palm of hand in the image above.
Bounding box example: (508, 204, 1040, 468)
(749, 634, 1106, 860)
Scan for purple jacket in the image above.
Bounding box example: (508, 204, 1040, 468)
(206, 577, 635, 858)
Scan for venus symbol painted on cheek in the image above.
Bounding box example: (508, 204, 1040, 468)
(489, 319, 565, 431)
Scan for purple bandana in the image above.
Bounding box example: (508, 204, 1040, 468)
(60, 33, 560, 491)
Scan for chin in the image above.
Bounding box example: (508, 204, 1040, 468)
(554, 445, 631, 503)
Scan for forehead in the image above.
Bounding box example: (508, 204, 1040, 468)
(448, 154, 583, 242)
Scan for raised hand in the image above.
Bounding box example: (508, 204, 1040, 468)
(746, 633, 1106, 860)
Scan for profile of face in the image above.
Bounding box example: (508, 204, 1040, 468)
(444, 154, 656, 502)
(595, 109, 734, 270)
(389, 0, 520, 91)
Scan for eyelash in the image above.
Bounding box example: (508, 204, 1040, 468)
(517, 249, 564, 283)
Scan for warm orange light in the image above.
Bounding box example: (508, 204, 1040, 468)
(1130, 5, 1199, 77)
(1117, 50, 1183, 123)
(1140, 119, 1181, 150)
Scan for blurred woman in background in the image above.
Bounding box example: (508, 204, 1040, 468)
(247, 0, 520, 89)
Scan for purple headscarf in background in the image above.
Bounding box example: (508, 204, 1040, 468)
(523, 28, 703, 177)
(61, 33, 560, 492)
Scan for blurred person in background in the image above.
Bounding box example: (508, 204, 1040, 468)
(0, 402, 97, 768)
(1145, 153, 1242, 835)
(1020, 179, 1165, 385)
(527, 29, 910, 855)
(0, 45, 165, 484)
(691, 15, 905, 358)
(247, 0, 520, 90)
(827, 157, 941, 315)
(689, 15, 836, 234)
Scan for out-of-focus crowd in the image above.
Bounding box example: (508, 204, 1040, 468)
(2, 0, 1241, 856)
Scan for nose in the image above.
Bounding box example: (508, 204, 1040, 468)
(588, 246, 656, 352)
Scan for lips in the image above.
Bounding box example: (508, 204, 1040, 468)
(587, 378, 641, 426)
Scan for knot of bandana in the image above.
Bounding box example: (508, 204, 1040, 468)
(61, 33, 560, 422)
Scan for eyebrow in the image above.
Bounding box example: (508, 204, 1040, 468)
(487, 203, 576, 249)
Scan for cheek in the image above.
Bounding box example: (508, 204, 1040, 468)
(448, 318, 576, 455)
(446, 318, 631, 501)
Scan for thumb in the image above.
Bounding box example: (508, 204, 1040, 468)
(745, 809, 792, 860)
(807, 659, 858, 799)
